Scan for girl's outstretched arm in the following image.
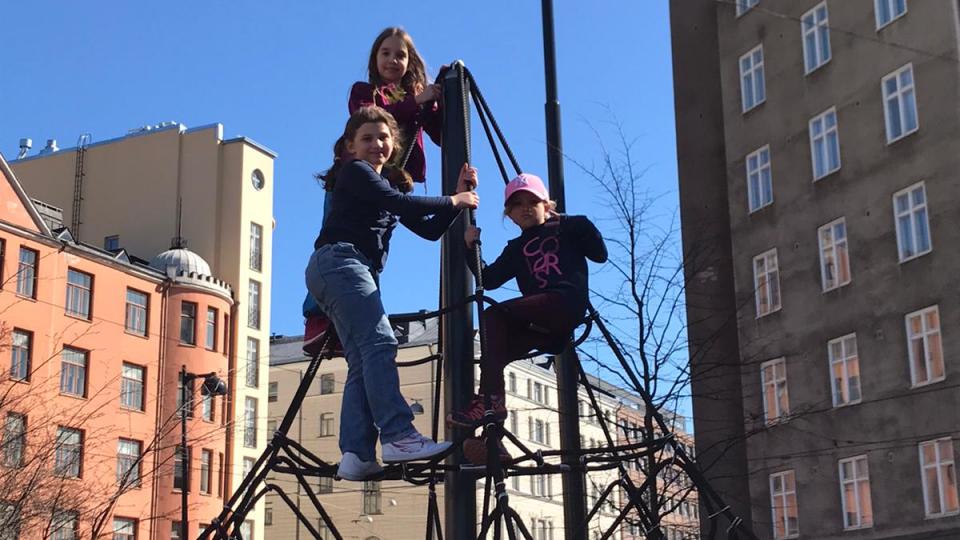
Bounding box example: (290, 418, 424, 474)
(341, 161, 451, 217)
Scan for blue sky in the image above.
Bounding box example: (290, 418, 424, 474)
(1, 1, 681, 386)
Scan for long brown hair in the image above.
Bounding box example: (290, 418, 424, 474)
(317, 106, 413, 193)
(367, 27, 428, 95)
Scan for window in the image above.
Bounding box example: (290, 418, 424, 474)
(200, 449, 212, 495)
(839, 455, 873, 529)
(739, 44, 765, 112)
(120, 363, 145, 411)
(753, 249, 781, 317)
(113, 517, 137, 540)
(202, 392, 215, 422)
(920, 438, 959, 517)
(883, 64, 919, 143)
(818, 218, 851, 291)
(217, 452, 225, 496)
(363, 481, 382, 515)
(206, 307, 218, 350)
(319, 476, 334, 494)
(876, 0, 907, 29)
(51, 511, 79, 540)
(802, 3, 831, 73)
(746, 145, 773, 212)
(250, 222, 263, 272)
(125, 289, 148, 336)
(2, 413, 26, 468)
(223, 314, 230, 354)
(244, 397, 257, 448)
(893, 182, 931, 262)
(55, 427, 83, 478)
(117, 438, 142, 488)
(829, 334, 862, 407)
(509, 410, 518, 434)
(178, 373, 194, 418)
(508, 372, 517, 393)
(16, 247, 38, 299)
(736, 0, 759, 17)
(769, 470, 799, 539)
(532, 475, 547, 497)
(320, 373, 335, 394)
(60, 347, 87, 397)
(180, 301, 197, 345)
(761, 358, 789, 424)
(10, 329, 31, 381)
(906, 306, 944, 386)
(0, 500, 20, 540)
(268, 381, 278, 402)
(246, 338, 260, 388)
(251, 169, 265, 190)
(243, 457, 255, 478)
(65, 269, 93, 319)
(809, 108, 841, 180)
(174, 446, 190, 491)
(265, 504, 273, 526)
(320, 413, 335, 437)
(533, 382, 544, 404)
(248, 280, 261, 329)
(532, 419, 546, 444)
(240, 521, 253, 540)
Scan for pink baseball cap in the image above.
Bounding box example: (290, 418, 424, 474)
(504, 173, 549, 205)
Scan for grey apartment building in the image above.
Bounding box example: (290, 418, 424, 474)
(671, 1, 960, 539)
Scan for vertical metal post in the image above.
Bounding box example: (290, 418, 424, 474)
(441, 61, 477, 539)
(541, 3, 587, 539)
(180, 365, 189, 540)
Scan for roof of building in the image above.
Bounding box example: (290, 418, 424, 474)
(150, 246, 212, 277)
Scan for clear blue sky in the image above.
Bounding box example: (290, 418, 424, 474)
(1, 1, 680, 345)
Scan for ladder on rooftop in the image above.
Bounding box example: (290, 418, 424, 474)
(71, 134, 91, 239)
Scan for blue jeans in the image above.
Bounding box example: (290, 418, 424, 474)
(305, 242, 415, 461)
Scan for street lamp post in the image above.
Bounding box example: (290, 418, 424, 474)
(180, 365, 227, 540)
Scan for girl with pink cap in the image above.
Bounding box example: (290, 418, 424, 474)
(447, 173, 607, 450)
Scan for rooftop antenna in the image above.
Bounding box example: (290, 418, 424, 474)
(171, 197, 187, 249)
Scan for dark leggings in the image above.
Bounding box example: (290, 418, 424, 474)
(478, 292, 582, 395)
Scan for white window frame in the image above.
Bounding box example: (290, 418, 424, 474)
(802, 2, 831, 74)
(244, 397, 257, 448)
(919, 438, 959, 517)
(746, 145, 773, 212)
(736, 0, 760, 17)
(753, 249, 781, 317)
(882, 63, 919, 143)
(828, 334, 862, 407)
(893, 182, 932, 262)
(809, 107, 841, 180)
(739, 44, 766, 112)
(65, 268, 93, 320)
(906, 305, 945, 387)
(875, 0, 907, 30)
(249, 222, 263, 272)
(839, 455, 873, 530)
(246, 338, 260, 389)
(760, 358, 789, 425)
(818, 218, 851, 291)
(769, 470, 799, 539)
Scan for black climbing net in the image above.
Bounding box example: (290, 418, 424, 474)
(199, 63, 756, 540)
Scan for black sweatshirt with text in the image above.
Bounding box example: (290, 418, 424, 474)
(469, 215, 608, 317)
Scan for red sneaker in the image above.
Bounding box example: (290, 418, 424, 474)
(302, 315, 342, 357)
(463, 436, 513, 465)
(446, 394, 507, 428)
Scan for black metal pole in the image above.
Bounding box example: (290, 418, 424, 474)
(180, 365, 189, 540)
(541, 3, 587, 539)
(441, 60, 477, 539)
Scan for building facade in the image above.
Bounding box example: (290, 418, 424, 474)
(671, 1, 960, 538)
(0, 154, 234, 538)
(266, 324, 697, 539)
(10, 123, 276, 539)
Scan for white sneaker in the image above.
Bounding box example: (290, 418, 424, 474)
(337, 452, 383, 481)
(382, 432, 452, 463)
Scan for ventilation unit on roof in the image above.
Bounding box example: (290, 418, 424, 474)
(38, 139, 58, 155)
(17, 138, 32, 159)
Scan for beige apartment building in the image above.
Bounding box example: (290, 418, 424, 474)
(672, 1, 960, 539)
(10, 123, 276, 539)
(267, 321, 698, 539)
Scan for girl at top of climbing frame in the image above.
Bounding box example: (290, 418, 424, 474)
(305, 106, 478, 479)
(448, 173, 607, 437)
(303, 26, 444, 355)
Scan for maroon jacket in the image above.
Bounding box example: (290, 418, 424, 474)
(348, 81, 442, 182)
